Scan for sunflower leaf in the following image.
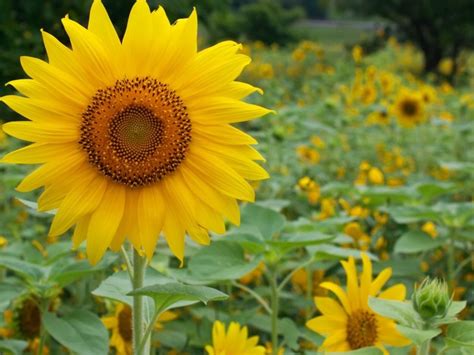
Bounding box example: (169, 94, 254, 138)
(0, 340, 28, 355)
(128, 282, 228, 312)
(397, 325, 441, 346)
(368, 297, 421, 327)
(42, 310, 109, 355)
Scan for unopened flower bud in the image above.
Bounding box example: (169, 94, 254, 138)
(413, 277, 451, 321)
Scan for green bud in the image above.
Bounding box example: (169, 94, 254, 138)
(413, 277, 451, 322)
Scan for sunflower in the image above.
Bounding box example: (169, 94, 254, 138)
(102, 303, 176, 355)
(392, 89, 425, 127)
(0, 0, 271, 264)
(205, 321, 265, 355)
(306, 253, 411, 353)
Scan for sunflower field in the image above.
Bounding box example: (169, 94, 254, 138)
(0, 1, 473, 355)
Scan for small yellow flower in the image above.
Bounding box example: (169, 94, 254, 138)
(359, 85, 377, 105)
(439, 111, 454, 122)
(352, 45, 363, 63)
(297, 145, 320, 164)
(0, 236, 8, 248)
(349, 205, 369, 219)
(368, 167, 384, 185)
(392, 88, 426, 127)
(438, 58, 454, 76)
(306, 253, 411, 352)
(421, 222, 438, 238)
(205, 321, 265, 355)
(318, 198, 336, 220)
(239, 261, 265, 285)
(310, 135, 325, 149)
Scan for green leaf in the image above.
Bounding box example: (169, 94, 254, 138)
(397, 325, 441, 346)
(394, 231, 443, 254)
(0, 340, 28, 355)
(255, 199, 290, 211)
(154, 329, 187, 350)
(269, 232, 334, 252)
(16, 198, 56, 215)
(188, 241, 262, 281)
(368, 297, 420, 327)
(129, 282, 228, 312)
(48, 255, 115, 287)
(0, 256, 46, 281)
(414, 181, 455, 200)
(445, 321, 474, 349)
(241, 204, 285, 239)
(384, 206, 440, 224)
(42, 310, 108, 355)
(0, 281, 24, 312)
(92, 268, 173, 306)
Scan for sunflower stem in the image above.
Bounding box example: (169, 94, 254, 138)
(37, 298, 50, 355)
(132, 249, 149, 355)
(417, 338, 431, 355)
(269, 270, 279, 355)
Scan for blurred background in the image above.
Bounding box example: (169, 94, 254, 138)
(1, 1, 473, 101)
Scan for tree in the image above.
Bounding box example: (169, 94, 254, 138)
(345, 0, 474, 76)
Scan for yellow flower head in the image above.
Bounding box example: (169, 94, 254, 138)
(0, 0, 271, 264)
(352, 45, 363, 63)
(0, 236, 8, 248)
(205, 321, 265, 355)
(102, 303, 176, 355)
(306, 253, 411, 353)
(392, 88, 426, 127)
(368, 167, 384, 185)
(421, 221, 438, 239)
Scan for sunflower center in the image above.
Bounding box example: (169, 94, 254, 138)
(18, 298, 41, 339)
(118, 306, 133, 342)
(346, 310, 378, 349)
(401, 100, 418, 116)
(80, 77, 192, 188)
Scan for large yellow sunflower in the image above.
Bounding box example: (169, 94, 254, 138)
(306, 253, 411, 353)
(392, 88, 426, 127)
(0, 0, 271, 264)
(205, 321, 265, 355)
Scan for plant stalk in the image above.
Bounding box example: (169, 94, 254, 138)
(269, 271, 279, 355)
(417, 338, 431, 355)
(132, 249, 149, 355)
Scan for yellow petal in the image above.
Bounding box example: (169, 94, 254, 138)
(186, 149, 255, 202)
(306, 315, 346, 335)
(180, 165, 240, 225)
(192, 123, 257, 145)
(72, 215, 91, 249)
(1, 143, 77, 164)
(188, 97, 273, 124)
(86, 183, 126, 265)
(314, 296, 348, 319)
(122, 0, 152, 77)
(20, 56, 89, 107)
(88, 0, 121, 54)
(61, 17, 116, 86)
(320, 282, 352, 314)
(138, 186, 165, 260)
(370, 267, 392, 296)
(2, 121, 79, 143)
(16, 152, 85, 192)
(378, 284, 406, 300)
(49, 172, 107, 236)
(341, 257, 360, 309)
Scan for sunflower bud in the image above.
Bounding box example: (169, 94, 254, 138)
(413, 278, 451, 321)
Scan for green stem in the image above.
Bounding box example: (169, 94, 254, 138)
(121, 246, 134, 280)
(305, 265, 313, 321)
(417, 338, 431, 355)
(37, 299, 50, 355)
(269, 271, 279, 355)
(447, 233, 456, 289)
(132, 250, 149, 355)
(231, 281, 272, 315)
